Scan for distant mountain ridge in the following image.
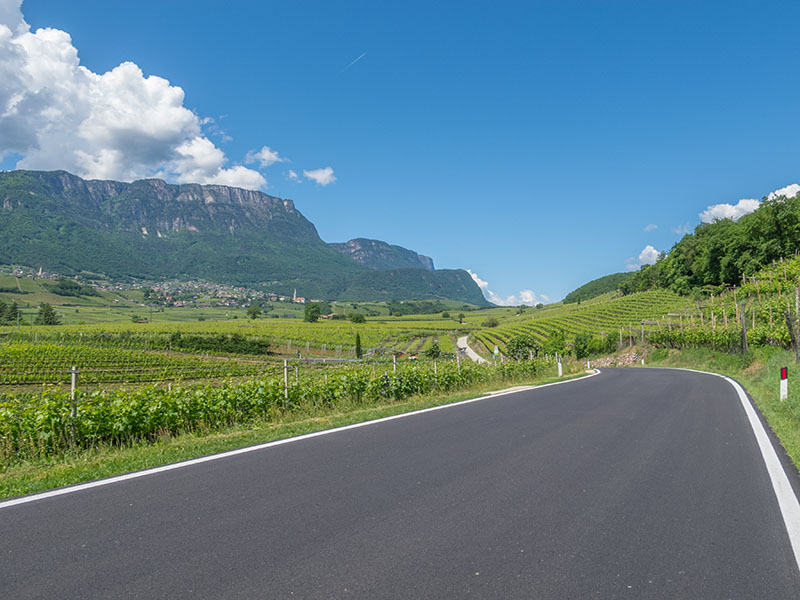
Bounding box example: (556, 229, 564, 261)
(0, 170, 488, 304)
(330, 238, 435, 271)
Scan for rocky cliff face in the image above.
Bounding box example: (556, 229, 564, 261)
(7, 170, 319, 241)
(330, 238, 435, 271)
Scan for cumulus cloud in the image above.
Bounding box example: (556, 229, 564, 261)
(287, 169, 301, 182)
(625, 246, 660, 271)
(644, 224, 658, 232)
(672, 224, 691, 235)
(699, 198, 760, 223)
(304, 167, 336, 186)
(639, 245, 660, 265)
(698, 184, 800, 224)
(767, 184, 800, 201)
(245, 145, 285, 168)
(0, 1, 266, 189)
(467, 269, 547, 306)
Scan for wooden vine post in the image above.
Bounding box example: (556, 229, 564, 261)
(740, 302, 748, 355)
(784, 279, 800, 365)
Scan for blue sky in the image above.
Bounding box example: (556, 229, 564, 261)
(2, 0, 799, 303)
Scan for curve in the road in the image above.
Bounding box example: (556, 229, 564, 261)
(457, 334, 488, 363)
(2, 368, 800, 599)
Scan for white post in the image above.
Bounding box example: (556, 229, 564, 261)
(457, 353, 461, 372)
(69, 366, 79, 445)
(557, 354, 563, 377)
(283, 359, 289, 402)
(393, 353, 397, 374)
(781, 367, 788, 401)
(434, 361, 437, 376)
(587, 360, 590, 369)
(641, 358, 645, 366)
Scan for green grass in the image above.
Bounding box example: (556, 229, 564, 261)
(0, 364, 588, 499)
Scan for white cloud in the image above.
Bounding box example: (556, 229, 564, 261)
(699, 198, 760, 223)
(672, 224, 691, 235)
(245, 145, 285, 168)
(624, 247, 660, 271)
(304, 166, 336, 186)
(0, 2, 265, 190)
(767, 184, 800, 200)
(639, 245, 660, 265)
(467, 269, 546, 306)
(287, 169, 301, 182)
(644, 224, 658, 232)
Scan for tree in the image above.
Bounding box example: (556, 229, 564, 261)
(542, 329, 567, 356)
(304, 302, 321, 323)
(573, 332, 592, 359)
(506, 334, 540, 360)
(0, 299, 19, 325)
(34, 302, 60, 325)
(424, 342, 441, 359)
(247, 304, 262, 319)
(349, 313, 366, 323)
(442, 311, 450, 319)
(458, 313, 465, 324)
(481, 317, 499, 328)
(355, 332, 362, 359)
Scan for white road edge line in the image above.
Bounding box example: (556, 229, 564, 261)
(0, 369, 601, 511)
(670, 366, 800, 574)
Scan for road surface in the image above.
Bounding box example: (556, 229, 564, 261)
(2, 368, 800, 598)
(457, 334, 488, 363)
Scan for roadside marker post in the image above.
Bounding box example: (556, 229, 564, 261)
(69, 366, 79, 445)
(557, 354, 563, 377)
(781, 367, 789, 401)
(283, 360, 289, 405)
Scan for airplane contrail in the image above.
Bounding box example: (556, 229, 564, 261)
(341, 52, 367, 73)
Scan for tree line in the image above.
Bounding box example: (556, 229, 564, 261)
(621, 192, 800, 296)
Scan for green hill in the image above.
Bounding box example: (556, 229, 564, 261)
(0, 170, 488, 304)
(563, 272, 634, 304)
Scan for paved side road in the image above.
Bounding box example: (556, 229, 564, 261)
(2, 368, 800, 598)
(457, 334, 488, 363)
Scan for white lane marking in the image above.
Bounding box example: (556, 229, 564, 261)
(661, 366, 800, 573)
(723, 374, 800, 574)
(0, 370, 600, 510)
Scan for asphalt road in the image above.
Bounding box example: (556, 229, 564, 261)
(2, 368, 800, 599)
(457, 335, 488, 363)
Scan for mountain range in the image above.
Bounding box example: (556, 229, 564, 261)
(0, 170, 487, 304)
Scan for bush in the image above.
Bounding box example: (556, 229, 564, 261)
(34, 303, 60, 326)
(506, 334, 540, 360)
(482, 317, 499, 328)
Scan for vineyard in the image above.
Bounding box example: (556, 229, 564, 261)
(0, 343, 276, 386)
(466, 256, 800, 358)
(0, 318, 466, 359)
(471, 290, 691, 356)
(0, 359, 551, 462)
(7, 256, 800, 466)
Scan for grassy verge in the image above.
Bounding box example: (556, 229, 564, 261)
(0, 367, 588, 499)
(644, 346, 800, 474)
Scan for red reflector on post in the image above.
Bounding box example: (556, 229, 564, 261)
(781, 367, 788, 380)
